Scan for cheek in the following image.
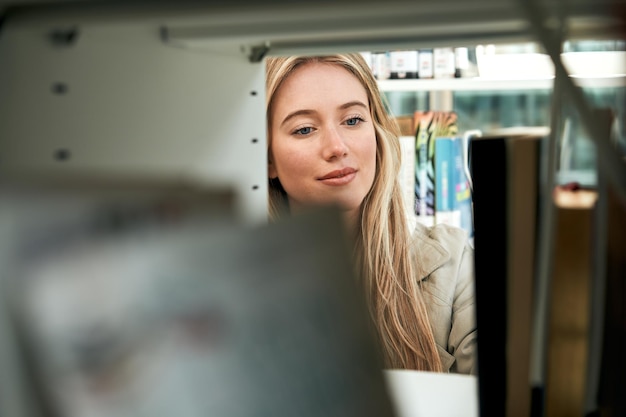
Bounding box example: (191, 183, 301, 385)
(271, 139, 312, 179)
(273, 153, 315, 202)
(360, 134, 378, 198)
(361, 131, 378, 176)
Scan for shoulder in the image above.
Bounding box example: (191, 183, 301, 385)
(412, 222, 477, 374)
(410, 221, 472, 281)
(413, 221, 469, 250)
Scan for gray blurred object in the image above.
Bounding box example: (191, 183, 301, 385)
(1, 177, 395, 417)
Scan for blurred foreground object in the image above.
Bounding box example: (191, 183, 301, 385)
(384, 370, 478, 417)
(0, 177, 395, 417)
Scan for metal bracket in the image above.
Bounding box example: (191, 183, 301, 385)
(248, 43, 270, 63)
(48, 27, 80, 47)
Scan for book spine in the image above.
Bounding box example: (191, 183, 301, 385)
(435, 137, 461, 228)
(454, 136, 474, 239)
(433, 47, 456, 79)
(414, 111, 458, 228)
(470, 136, 508, 417)
(399, 135, 417, 225)
(390, 50, 419, 79)
(417, 49, 433, 79)
(415, 128, 435, 227)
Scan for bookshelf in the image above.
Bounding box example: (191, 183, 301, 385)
(377, 47, 625, 188)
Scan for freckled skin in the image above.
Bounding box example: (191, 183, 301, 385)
(268, 62, 377, 221)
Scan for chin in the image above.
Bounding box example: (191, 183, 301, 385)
(291, 196, 364, 216)
(332, 199, 363, 213)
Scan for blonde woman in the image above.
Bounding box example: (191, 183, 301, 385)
(265, 53, 476, 374)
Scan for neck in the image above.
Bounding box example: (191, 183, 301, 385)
(342, 208, 360, 237)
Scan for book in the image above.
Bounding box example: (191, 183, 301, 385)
(417, 49, 433, 79)
(593, 183, 626, 417)
(433, 47, 456, 79)
(545, 188, 597, 417)
(434, 136, 461, 227)
(414, 111, 458, 227)
(433, 135, 474, 239)
(586, 110, 626, 417)
(506, 134, 544, 417)
(470, 129, 547, 417)
(470, 134, 507, 417)
(399, 135, 417, 227)
(548, 109, 623, 417)
(454, 135, 475, 243)
(389, 50, 418, 79)
(384, 370, 478, 417)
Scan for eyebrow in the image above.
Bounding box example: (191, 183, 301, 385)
(280, 100, 369, 127)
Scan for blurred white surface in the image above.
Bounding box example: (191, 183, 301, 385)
(384, 369, 479, 417)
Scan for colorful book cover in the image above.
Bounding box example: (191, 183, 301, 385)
(414, 111, 458, 227)
(433, 135, 474, 238)
(454, 136, 474, 240)
(434, 136, 460, 227)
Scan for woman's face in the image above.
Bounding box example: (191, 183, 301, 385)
(268, 62, 377, 221)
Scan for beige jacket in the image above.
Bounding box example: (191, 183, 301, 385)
(411, 221, 477, 375)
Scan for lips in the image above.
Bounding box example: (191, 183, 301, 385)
(317, 167, 358, 186)
(318, 167, 357, 180)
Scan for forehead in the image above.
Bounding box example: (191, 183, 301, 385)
(272, 62, 369, 112)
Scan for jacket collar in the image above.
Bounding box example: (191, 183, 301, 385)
(411, 222, 450, 282)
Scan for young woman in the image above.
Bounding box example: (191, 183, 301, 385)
(265, 53, 476, 374)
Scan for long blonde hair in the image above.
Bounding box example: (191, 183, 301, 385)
(265, 53, 443, 372)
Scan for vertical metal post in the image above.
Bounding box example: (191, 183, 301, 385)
(429, 90, 454, 112)
(518, 2, 566, 416)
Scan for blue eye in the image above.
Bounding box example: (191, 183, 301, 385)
(345, 117, 364, 126)
(294, 126, 313, 135)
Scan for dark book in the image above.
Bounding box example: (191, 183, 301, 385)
(470, 129, 546, 417)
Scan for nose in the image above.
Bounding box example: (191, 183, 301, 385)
(321, 127, 349, 160)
